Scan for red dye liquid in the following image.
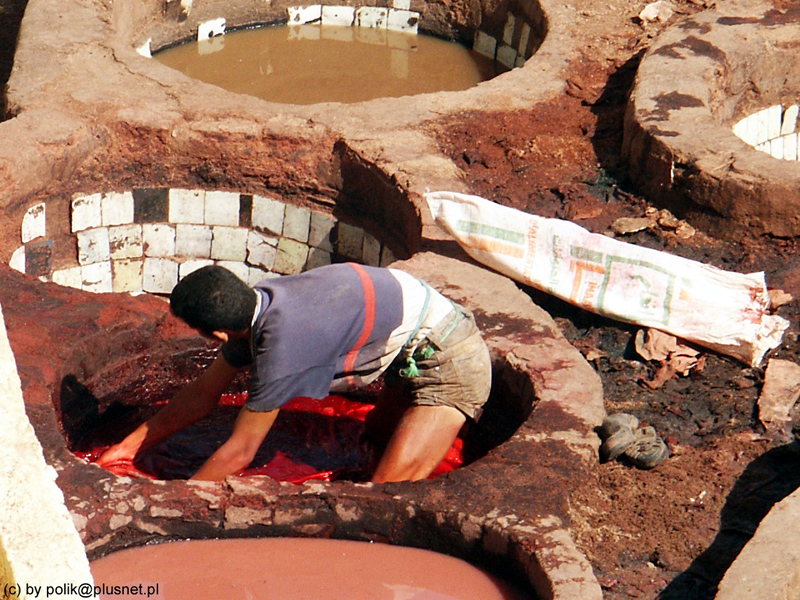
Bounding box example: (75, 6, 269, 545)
(77, 394, 463, 483)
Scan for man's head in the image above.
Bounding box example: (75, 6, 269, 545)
(170, 266, 257, 336)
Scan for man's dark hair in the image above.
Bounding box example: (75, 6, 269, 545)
(170, 266, 257, 335)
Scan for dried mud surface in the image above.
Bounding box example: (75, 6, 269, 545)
(429, 1, 800, 599)
(2, 1, 800, 599)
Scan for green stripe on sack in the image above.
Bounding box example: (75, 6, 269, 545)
(456, 220, 525, 245)
(571, 246, 604, 264)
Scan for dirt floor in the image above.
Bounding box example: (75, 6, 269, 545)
(428, 1, 800, 598)
(3, 0, 800, 599)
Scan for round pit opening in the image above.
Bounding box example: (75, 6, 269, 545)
(90, 537, 529, 600)
(137, 0, 546, 102)
(623, 6, 800, 238)
(154, 24, 508, 105)
(49, 258, 544, 599)
(61, 309, 530, 484)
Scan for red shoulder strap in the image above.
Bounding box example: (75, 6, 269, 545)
(343, 263, 376, 390)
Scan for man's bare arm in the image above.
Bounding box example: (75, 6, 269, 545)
(190, 406, 279, 481)
(96, 355, 239, 469)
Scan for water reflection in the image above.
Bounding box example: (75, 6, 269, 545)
(156, 24, 504, 104)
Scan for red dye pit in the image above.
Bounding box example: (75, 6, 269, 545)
(76, 394, 464, 483)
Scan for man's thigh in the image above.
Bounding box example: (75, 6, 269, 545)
(370, 404, 466, 483)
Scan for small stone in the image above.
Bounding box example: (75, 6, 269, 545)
(758, 359, 800, 429)
(675, 221, 696, 240)
(657, 209, 680, 229)
(639, 1, 673, 23)
(611, 217, 654, 235)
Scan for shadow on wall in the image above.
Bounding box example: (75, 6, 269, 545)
(0, 0, 28, 118)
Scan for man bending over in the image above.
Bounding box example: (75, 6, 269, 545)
(97, 263, 491, 483)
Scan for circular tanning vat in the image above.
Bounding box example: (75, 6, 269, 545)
(623, 4, 800, 238)
(3, 250, 604, 600)
(0, 0, 606, 598)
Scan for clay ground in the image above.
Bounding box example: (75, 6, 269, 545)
(2, 0, 800, 599)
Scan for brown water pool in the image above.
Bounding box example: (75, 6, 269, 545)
(154, 24, 503, 105)
(90, 537, 529, 599)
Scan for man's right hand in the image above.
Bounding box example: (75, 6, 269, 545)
(95, 442, 137, 470)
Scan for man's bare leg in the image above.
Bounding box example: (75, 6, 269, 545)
(371, 404, 466, 483)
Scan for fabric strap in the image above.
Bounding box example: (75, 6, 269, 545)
(343, 263, 377, 390)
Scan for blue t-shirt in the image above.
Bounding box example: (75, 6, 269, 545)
(221, 263, 447, 412)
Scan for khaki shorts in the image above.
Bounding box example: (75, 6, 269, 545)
(389, 307, 492, 421)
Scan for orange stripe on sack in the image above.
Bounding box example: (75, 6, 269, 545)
(463, 236, 525, 259)
(344, 263, 377, 390)
(570, 261, 606, 304)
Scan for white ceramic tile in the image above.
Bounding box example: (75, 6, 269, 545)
(392, 0, 411, 9)
(246, 230, 278, 271)
(306, 247, 332, 270)
(248, 266, 276, 286)
(252, 194, 286, 235)
(77, 228, 111, 265)
(473, 31, 497, 59)
(782, 105, 799, 136)
(22, 203, 46, 244)
(210, 226, 248, 261)
(766, 104, 783, 141)
(112, 259, 144, 293)
(169, 189, 206, 224)
(387, 9, 418, 33)
(309, 212, 336, 252)
(321, 5, 355, 26)
(380, 245, 396, 267)
(517, 22, 531, 57)
(288, 5, 322, 25)
(356, 6, 388, 28)
(273, 238, 309, 275)
(175, 224, 213, 258)
(755, 109, 770, 146)
(745, 115, 759, 147)
(503, 14, 516, 45)
(143, 223, 176, 257)
(283, 205, 311, 243)
(732, 117, 749, 144)
(179, 259, 214, 279)
(81, 261, 113, 294)
(205, 191, 240, 226)
(52, 266, 82, 289)
(198, 17, 226, 41)
(71, 193, 102, 232)
(770, 136, 784, 160)
(215, 260, 251, 283)
(9, 246, 25, 273)
(102, 192, 134, 226)
(362, 232, 381, 267)
(143, 257, 179, 294)
(336, 222, 364, 259)
(136, 39, 152, 58)
(514, 55, 526, 68)
(784, 132, 798, 161)
(497, 44, 517, 70)
(108, 224, 143, 260)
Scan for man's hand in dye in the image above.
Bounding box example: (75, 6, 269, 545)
(95, 442, 137, 471)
